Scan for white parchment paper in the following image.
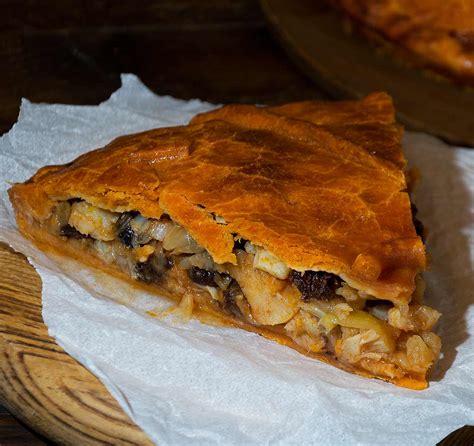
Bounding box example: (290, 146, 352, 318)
(0, 74, 473, 445)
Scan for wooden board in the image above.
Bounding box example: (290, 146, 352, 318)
(0, 242, 153, 445)
(260, 0, 474, 147)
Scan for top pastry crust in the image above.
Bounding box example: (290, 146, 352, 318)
(9, 92, 424, 306)
(330, 0, 474, 85)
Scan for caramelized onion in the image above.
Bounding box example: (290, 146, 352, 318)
(163, 224, 204, 255)
(176, 252, 214, 271)
(130, 216, 170, 244)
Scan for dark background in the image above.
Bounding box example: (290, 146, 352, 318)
(0, 1, 472, 444)
(0, 0, 327, 136)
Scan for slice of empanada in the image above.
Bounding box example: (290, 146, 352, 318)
(8, 92, 441, 389)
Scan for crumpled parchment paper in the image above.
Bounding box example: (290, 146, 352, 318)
(0, 74, 472, 445)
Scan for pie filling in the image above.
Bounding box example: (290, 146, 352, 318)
(46, 199, 441, 382)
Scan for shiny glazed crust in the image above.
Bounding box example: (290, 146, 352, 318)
(330, 0, 474, 85)
(9, 92, 432, 389)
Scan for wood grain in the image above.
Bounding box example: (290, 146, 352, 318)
(0, 242, 153, 445)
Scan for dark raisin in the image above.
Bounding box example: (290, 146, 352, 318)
(116, 211, 139, 248)
(411, 204, 424, 238)
(116, 211, 139, 232)
(189, 266, 216, 287)
(134, 259, 161, 283)
(233, 237, 248, 251)
(118, 225, 138, 248)
(223, 279, 244, 318)
(60, 224, 87, 239)
(289, 270, 341, 301)
(165, 256, 174, 269)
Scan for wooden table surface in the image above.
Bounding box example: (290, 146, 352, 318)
(0, 1, 472, 445)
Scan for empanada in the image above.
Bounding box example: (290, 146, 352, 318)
(9, 92, 441, 389)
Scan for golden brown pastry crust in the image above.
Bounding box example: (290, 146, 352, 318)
(9, 92, 425, 305)
(8, 92, 433, 389)
(330, 0, 474, 85)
